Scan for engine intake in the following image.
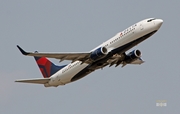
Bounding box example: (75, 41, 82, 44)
(90, 47, 108, 61)
(124, 50, 141, 63)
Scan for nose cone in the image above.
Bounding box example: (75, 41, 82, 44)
(155, 19, 163, 28)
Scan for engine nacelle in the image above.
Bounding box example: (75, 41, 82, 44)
(124, 50, 141, 63)
(90, 47, 108, 61)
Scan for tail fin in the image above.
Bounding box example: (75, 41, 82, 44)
(34, 57, 66, 78)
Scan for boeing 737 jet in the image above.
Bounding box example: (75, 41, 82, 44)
(16, 18, 163, 87)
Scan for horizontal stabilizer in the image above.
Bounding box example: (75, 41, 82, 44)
(15, 78, 50, 84)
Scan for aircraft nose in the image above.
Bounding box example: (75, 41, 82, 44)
(155, 19, 163, 28)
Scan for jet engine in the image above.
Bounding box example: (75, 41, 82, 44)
(124, 50, 141, 63)
(90, 47, 108, 61)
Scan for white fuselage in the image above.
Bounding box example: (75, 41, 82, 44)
(47, 18, 163, 87)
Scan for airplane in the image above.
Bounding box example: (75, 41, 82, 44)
(15, 18, 163, 87)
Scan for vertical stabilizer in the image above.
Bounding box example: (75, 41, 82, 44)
(34, 57, 66, 78)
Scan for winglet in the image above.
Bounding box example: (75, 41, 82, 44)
(17, 45, 30, 55)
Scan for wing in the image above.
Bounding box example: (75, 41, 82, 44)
(17, 45, 91, 63)
(15, 78, 50, 84)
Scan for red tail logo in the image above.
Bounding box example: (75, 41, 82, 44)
(34, 57, 66, 78)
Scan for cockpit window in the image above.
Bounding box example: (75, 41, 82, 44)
(147, 18, 156, 22)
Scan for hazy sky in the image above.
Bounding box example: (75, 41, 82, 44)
(0, 1, 180, 114)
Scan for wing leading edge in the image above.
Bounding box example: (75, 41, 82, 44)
(17, 45, 91, 63)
